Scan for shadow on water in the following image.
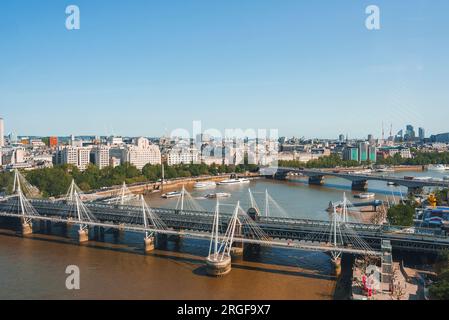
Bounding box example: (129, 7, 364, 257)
(0, 214, 334, 281)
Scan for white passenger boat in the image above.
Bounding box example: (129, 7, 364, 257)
(217, 178, 250, 185)
(354, 192, 375, 199)
(428, 164, 448, 171)
(413, 176, 433, 181)
(205, 192, 231, 199)
(193, 181, 216, 189)
(161, 191, 182, 199)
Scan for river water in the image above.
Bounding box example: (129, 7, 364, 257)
(0, 169, 447, 300)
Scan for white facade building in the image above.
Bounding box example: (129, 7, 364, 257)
(92, 146, 111, 169)
(167, 147, 200, 166)
(55, 146, 91, 171)
(0, 117, 4, 147)
(121, 137, 161, 170)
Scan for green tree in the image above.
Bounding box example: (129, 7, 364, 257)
(387, 203, 415, 226)
(430, 250, 449, 300)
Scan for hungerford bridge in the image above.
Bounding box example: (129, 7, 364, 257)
(1, 171, 449, 276)
(261, 167, 449, 194)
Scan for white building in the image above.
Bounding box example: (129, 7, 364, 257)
(121, 137, 161, 170)
(92, 146, 111, 169)
(108, 136, 124, 146)
(55, 146, 91, 171)
(0, 117, 4, 147)
(167, 147, 200, 166)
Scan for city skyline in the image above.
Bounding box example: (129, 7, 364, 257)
(1, 1, 449, 137)
(0, 114, 439, 141)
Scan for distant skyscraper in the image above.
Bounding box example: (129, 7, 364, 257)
(418, 127, 425, 141)
(0, 117, 4, 147)
(339, 134, 345, 142)
(405, 125, 415, 141)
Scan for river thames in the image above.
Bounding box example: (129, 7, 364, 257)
(0, 169, 447, 299)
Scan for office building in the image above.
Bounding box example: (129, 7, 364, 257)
(91, 146, 111, 169)
(0, 117, 4, 147)
(55, 146, 91, 171)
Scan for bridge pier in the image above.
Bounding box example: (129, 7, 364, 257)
(308, 175, 324, 186)
(156, 234, 168, 248)
(351, 180, 368, 191)
(78, 229, 89, 243)
(206, 255, 232, 277)
(21, 220, 33, 236)
(144, 236, 156, 252)
(331, 256, 342, 276)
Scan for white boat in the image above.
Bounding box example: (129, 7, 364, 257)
(193, 181, 216, 189)
(217, 178, 250, 185)
(428, 164, 447, 171)
(354, 192, 375, 199)
(413, 176, 433, 181)
(376, 167, 395, 173)
(161, 191, 182, 199)
(387, 181, 398, 186)
(205, 192, 231, 199)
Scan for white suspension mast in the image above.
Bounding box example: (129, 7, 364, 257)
(208, 199, 220, 258)
(120, 181, 126, 206)
(180, 185, 185, 211)
(265, 189, 269, 217)
(13, 169, 18, 193)
(333, 206, 337, 248)
(141, 195, 149, 238)
(74, 191, 86, 232)
(220, 201, 239, 261)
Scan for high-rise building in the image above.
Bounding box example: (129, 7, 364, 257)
(405, 125, 415, 141)
(91, 146, 110, 169)
(49, 136, 58, 147)
(55, 146, 91, 171)
(343, 147, 359, 162)
(418, 127, 425, 141)
(358, 142, 369, 162)
(0, 117, 4, 147)
(339, 134, 345, 142)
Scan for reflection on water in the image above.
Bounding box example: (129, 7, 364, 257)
(0, 170, 444, 299)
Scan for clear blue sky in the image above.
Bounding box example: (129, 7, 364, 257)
(0, 0, 448, 139)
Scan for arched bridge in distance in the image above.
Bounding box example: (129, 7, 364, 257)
(260, 167, 449, 194)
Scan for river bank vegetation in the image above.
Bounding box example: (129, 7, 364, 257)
(386, 203, 415, 227)
(0, 162, 258, 197)
(430, 250, 449, 300)
(279, 151, 449, 169)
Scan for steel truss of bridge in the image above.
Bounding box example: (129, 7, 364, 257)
(1, 198, 449, 255)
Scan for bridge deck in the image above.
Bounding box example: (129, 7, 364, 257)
(1, 198, 448, 254)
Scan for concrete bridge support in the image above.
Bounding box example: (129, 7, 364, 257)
(144, 236, 155, 252)
(206, 256, 232, 277)
(21, 220, 33, 236)
(308, 175, 324, 186)
(156, 234, 168, 247)
(78, 229, 89, 243)
(351, 180, 368, 191)
(331, 256, 342, 276)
